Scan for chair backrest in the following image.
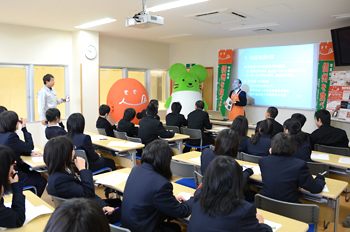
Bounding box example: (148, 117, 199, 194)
(23, 186, 37, 195)
(307, 162, 329, 177)
(254, 194, 319, 232)
(114, 130, 127, 140)
(164, 125, 180, 133)
(97, 128, 107, 136)
(314, 144, 350, 156)
(51, 195, 68, 208)
(193, 170, 203, 188)
(241, 152, 261, 164)
(236, 152, 243, 160)
(74, 149, 89, 170)
(180, 127, 202, 140)
(126, 136, 142, 144)
(110, 224, 131, 232)
(170, 160, 196, 179)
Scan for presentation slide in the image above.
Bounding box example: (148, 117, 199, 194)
(238, 44, 318, 109)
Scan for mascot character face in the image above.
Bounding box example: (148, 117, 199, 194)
(107, 78, 148, 124)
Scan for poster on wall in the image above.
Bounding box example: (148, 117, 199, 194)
(326, 71, 350, 121)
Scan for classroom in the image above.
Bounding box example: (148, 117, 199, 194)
(1, 0, 350, 231)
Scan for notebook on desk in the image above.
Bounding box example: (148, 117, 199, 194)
(208, 110, 225, 121)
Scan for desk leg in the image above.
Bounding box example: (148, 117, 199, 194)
(177, 140, 183, 154)
(129, 149, 137, 167)
(334, 196, 339, 232)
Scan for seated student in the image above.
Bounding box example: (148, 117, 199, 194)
(291, 113, 307, 130)
(259, 133, 325, 203)
(185, 100, 214, 153)
(44, 198, 110, 232)
(138, 104, 174, 145)
(44, 136, 121, 224)
(188, 156, 272, 232)
(283, 118, 312, 162)
(245, 120, 273, 157)
(0, 106, 7, 113)
(0, 111, 47, 197)
(96, 104, 117, 137)
(136, 99, 160, 121)
(256, 106, 283, 137)
(166, 102, 187, 129)
(230, 115, 249, 152)
(45, 108, 66, 140)
(0, 145, 25, 229)
(117, 108, 138, 137)
(310, 109, 349, 149)
(121, 140, 193, 232)
(67, 113, 116, 172)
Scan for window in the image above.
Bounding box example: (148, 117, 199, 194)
(128, 70, 145, 86)
(99, 68, 123, 105)
(150, 70, 167, 109)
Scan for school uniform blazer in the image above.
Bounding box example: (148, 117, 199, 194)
(187, 109, 212, 132)
(121, 162, 193, 232)
(292, 134, 312, 162)
(166, 112, 188, 128)
(259, 155, 325, 203)
(117, 119, 138, 137)
(96, 117, 117, 137)
(239, 136, 250, 152)
(245, 134, 271, 157)
(0, 128, 34, 165)
(71, 133, 100, 163)
(310, 124, 349, 149)
(0, 182, 25, 228)
(46, 169, 106, 207)
(45, 125, 67, 140)
(136, 109, 160, 121)
(256, 118, 283, 137)
(138, 116, 174, 145)
(187, 189, 272, 232)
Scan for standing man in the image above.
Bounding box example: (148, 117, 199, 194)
(224, 79, 247, 120)
(37, 74, 66, 130)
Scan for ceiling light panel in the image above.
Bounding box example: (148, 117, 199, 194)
(148, 0, 209, 12)
(76, 18, 117, 29)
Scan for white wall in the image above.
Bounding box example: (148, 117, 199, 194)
(169, 29, 350, 135)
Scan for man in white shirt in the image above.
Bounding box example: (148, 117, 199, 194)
(37, 74, 66, 129)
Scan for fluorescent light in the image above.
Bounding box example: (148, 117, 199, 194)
(148, 0, 209, 12)
(154, 33, 192, 39)
(332, 13, 350, 19)
(223, 22, 280, 31)
(75, 18, 117, 29)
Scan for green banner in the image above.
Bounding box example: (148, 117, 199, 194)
(315, 61, 334, 112)
(216, 64, 232, 115)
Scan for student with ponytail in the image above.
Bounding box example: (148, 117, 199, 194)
(244, 120, 273, 157)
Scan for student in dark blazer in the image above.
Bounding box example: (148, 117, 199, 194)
(188, 156, 272, 232)
(121, 140, 193, 232)
(138, 104, 174, 145)
(44, 136, 121, 224)
(185, 100, 214, 152)
(166, 102, 187, 129)
(310, 109, 349, 149)
(245, 120, 273, 157)
(259, 133, 325, 203)
(256, 106, 283, 137)
(136, 99, 160, 121)
(0, 111, 47, 197)
(291, 113, 309, 136)
(230, 115, 250, 152)
(117, 108, 138, 137)
(45, 108, 66, 140)
(67, 113, 116, 172)
(0, 145, 25, 229)
(283, 118, 312, 162)
(96, 104, 117, 137)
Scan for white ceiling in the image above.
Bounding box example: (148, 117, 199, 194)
(0, 0, 349, 44)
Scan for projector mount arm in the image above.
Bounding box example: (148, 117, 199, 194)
(133, 0, 149, 22)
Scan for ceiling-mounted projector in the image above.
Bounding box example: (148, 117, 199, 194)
(126, 0, 164, 29)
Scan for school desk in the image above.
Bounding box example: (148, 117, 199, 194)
(206, 126, 255, 137)
(161, 133, 189, 154)
(20, 144, 46, 172)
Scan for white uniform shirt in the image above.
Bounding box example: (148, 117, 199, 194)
(37, 86, 62, 120)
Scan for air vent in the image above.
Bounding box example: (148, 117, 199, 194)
(186, 8, 253, 24)
(253, 28, 273, 33)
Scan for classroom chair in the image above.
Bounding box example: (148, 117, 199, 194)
(171, 160, 197, 189)
(180, 127, 211, 151)
(307, 162, 329, 177)
(74, 149, 112, 175)
(164, 125, 180, 133)
(193, 170, 203, 188)
(113, 130, 127, 140)
(241, 152, 261, 164)
(254, 194, 319, 232)
(125, 136, 142, 160)
(109, 224, 131, 232)
(314, 144, 350, 156)
(50, 195, 67, 208)
(23, 186, 37, 195)
(97, 128, 107, 136)
(236, 151, 243, 160)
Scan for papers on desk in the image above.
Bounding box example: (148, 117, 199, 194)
(242, 165, 261, 175)
(91, 135, 109, 141)
(31, 157, 44, 163)
(1, 199, 53, 230)
(177, 192, 192, 201)
(31, 147, 41, 152)
(338, 157, 350, 165)
(189, 157, 201, 164)
(107, 141, 141, 148)
(95, 172, 129, 187)
(311, 153, 329, 160)
(322, 184, 329, 193)
(264, 220, 282, 232)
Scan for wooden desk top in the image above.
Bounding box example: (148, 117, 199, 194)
(20, 144, 45, 168)
(3, 191, 54, 232)
(161, 133, 189, 142)
(86, 132, 144, 151)
(311, 150, 350, 169)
